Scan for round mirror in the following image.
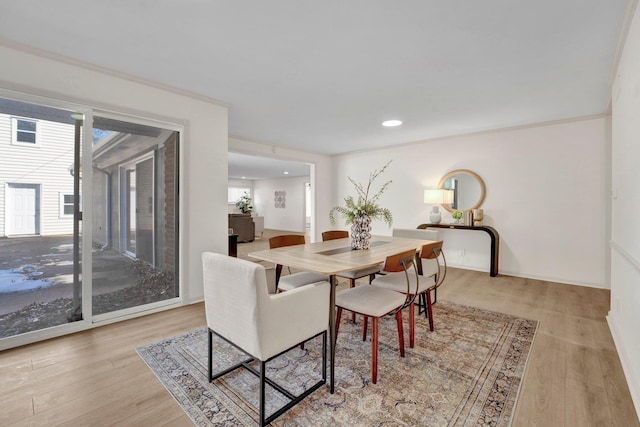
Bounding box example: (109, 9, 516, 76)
(437, 169, 486, 213)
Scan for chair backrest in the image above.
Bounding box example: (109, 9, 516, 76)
(269, 235, 307, 287)
(202, 252, 268, 358)
(269, 234, 306, 249)
(382, 248, 417, 273)
(321, 230, 349, 241)
(419, 241, 447, 289)
(392, 228, 440, 241)
(381, 248, 420, 308)
(420, 241, 443, 260)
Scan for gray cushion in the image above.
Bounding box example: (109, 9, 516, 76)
(392, 228, 440, 240)
(337, 264, 383, 280)
(336, 285, 407, 317)
(372, 270, 433, 295)
(279, 271, 328, 291)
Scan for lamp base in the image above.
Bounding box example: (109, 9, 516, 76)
(429, 206, 441, 224)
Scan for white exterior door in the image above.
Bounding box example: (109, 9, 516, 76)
(8, 184, 40, 235)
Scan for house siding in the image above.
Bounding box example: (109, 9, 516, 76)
(0, 113, 74, 237)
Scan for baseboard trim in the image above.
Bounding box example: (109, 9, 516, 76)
(607, 311, 640, 422)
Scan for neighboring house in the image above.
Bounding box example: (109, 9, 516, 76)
(0, 99, 177, 273)
(0, 103, 75, 237)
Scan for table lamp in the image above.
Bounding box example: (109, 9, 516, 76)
(424, 189, 454, 224)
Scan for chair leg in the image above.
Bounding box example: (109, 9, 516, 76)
(335, 307, 343, 338)
(350, 278, 356, 322)
(362, 315, 368, 341)
(372, 317, 378, 384)
(260, 360, 266, 426)
(426, 291, 434, 332)
(409, 300, 415, 349)
(208, 328, 213, 382)
(396, 311, 405, 357)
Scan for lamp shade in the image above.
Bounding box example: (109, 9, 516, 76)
(424, 189, 454, 204)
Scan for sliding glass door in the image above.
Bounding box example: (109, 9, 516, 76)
(0, 94, 181, 346)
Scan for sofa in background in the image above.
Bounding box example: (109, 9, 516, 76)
(229, 214, 255, 242)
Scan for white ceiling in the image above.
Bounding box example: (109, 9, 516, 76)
(228, 152, 309, 180)
(0, 1, 628, 156)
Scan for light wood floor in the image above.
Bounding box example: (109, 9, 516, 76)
(1, 231, 638, 426)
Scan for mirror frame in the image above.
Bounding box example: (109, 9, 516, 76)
(437, 169, 486, 213)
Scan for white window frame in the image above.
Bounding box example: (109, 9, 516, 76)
(59, 192, 74, 218)
(11, 117, 40, 146)
(228, 186, 251, 204)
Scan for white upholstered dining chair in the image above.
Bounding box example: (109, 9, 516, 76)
(202, 252, 330, 426)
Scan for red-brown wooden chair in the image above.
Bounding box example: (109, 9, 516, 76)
(334, 248, 418, 384)
(371, 241, 447, 348)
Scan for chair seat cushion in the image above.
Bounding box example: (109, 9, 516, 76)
(420, 258, 439, 278)
(336, 285, 407, 317)
(279, 271, 328, 291)
(372, 271, 434, 295)
(337, 264, 383, 280)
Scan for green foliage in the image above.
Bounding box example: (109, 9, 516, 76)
(452, 210, 463, 220)
(329, 161, 393, 227)
(235, 192, 253, 214)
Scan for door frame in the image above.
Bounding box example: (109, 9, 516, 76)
(119, 151, 155, 264)
(5, 183, 41, 236)
(0, 88, 184, 351)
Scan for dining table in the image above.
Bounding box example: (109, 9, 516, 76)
(248, 234, 437, 393)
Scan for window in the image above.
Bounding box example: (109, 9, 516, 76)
(228, 187, 251, 203)
(59, 193, 74, 217)
(12, 117, 39, 146)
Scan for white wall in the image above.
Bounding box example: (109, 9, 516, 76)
(254, 176, 309, 232)
(229, 137, 332, 242)
(0, 43, 229, 307)
(333, 117, 608, 288)
(610, 1, 640, 415)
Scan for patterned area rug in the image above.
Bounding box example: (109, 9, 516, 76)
(136, 301, 537, 426)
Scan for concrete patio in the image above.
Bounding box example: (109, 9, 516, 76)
(0, 235, 176, 338)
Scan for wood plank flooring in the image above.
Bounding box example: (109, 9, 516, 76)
(1, 240, 638, 425)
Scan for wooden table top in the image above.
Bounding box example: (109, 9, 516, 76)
(248, 235, 436, 275)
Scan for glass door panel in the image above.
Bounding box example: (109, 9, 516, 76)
(0, 97, 83, 339)
(92, 115, 179, 316)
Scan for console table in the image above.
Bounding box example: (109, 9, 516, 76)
(417, 223, 500, 277)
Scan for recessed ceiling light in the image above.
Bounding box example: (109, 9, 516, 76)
(284, 171, 289, 175)
(241, 176, 246, 179)
(382, 119, 402, 127)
